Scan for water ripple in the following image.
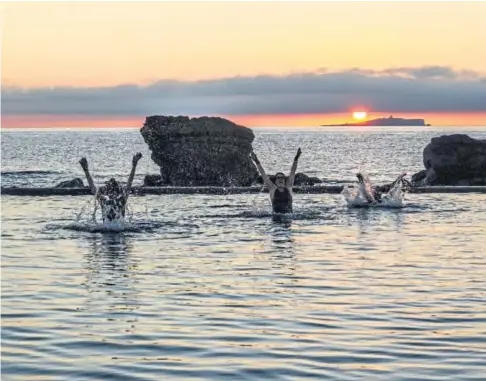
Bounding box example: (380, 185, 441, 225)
(2, 128, 486, 380)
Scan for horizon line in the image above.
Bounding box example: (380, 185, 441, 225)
(3, 125, 486, 131)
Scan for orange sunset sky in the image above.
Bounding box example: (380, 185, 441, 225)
(1, 1, 486, 128)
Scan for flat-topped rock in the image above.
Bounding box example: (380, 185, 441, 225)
(142, 115, 255, 139)
(140, 116, 258, 186)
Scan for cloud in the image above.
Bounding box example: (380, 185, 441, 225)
(2, 66, 486, 116)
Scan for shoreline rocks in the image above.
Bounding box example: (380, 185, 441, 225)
(55, 178, 85, 188)
(254, 172, 322, 186)
(412, 134, 486, 186)
(144, 172, 324, 187)
(140, 116, 259, 186)
(143, 174, 165, 187)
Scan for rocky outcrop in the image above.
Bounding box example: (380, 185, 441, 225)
(55, 178, 85, 188)
(412, 134, 486, 186)
(143, 174, 165, 187)
(411, 169, 428, 185)
(255, 173, 322, 186)
(145, 172, 323, 187)
(295, 173, 322, 186)
(140, 116, 258, 186)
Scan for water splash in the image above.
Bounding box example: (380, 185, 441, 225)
(250, 186, 274, 216)
(61, 192, 158, 233)
(59, 220, 164, 233)
(342, 172, 406, 208)
(74, 195, 98, 224)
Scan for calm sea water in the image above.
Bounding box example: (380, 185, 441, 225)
(2, 127, 486, 380)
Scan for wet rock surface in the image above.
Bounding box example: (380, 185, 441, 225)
(140, 116, 259, 186)
(412, 134, 486, 186)
(55, 178, 85, 188)
(255, 172, 322, 186)
(143, 174, 165, 187)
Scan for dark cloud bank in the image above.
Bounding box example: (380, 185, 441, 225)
(2, 66, 485, 116)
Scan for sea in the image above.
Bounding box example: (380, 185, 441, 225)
(2, 126, 486, 381)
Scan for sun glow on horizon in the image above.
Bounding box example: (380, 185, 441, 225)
(2, 112, 486, 128)
(352, 111, 368, 120)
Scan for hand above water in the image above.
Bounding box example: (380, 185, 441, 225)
(79, 157, 88, 171)
(132, 152, 143, 166)
(295, 148, 302, 160)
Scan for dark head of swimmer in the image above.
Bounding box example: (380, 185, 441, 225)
(274, 172, 287, 189)
(356, 173, 364, 183)
(100, 178, 123, 198)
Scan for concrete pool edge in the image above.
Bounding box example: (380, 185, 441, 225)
(2, 185, 486, 196)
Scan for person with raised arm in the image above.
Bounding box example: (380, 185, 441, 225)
(79, 153, 143, 224)
(250, 148, 302, 214)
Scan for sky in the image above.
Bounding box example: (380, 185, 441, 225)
(2, 1, 486, 128)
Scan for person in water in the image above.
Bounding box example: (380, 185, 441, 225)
(79, 153, 143, 224)
(250, 148, 302, 214)
(356, 172, 407, 205)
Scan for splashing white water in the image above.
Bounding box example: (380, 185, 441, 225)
(342, 173, 405, 208)
(69, 192, 144, 232)
(250, 186, 274, 215)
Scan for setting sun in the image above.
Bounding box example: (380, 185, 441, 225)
(353, 111, 368, 120)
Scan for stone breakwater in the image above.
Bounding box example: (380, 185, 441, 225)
(3, 186, 486, 197)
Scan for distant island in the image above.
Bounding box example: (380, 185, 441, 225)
(321, 115, 431, 127)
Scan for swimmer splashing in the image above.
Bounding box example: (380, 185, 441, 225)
(250, 148, 302, 214)
(79, 153, 142, 226)
(356, 172, 409, 205)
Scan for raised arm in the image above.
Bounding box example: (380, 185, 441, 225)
(250, 151, 276, 191)
(125, 152, 142, 196)
(79, 157, 97, 194)
(395, 172, 407, 186)
(287, 148, 302, 188)
(356, 173, 376, 204)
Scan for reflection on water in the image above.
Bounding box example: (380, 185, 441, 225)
(269, 223, 299, 295)
(2, 125, 486, 381)
(271, 213, 293, 227)
(2, 192, 486, 381)
(269, 218, 294, 256)
(352, 207, 406, 235)
(83, 233, 141, 333)
(88, 232, 132, 256)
